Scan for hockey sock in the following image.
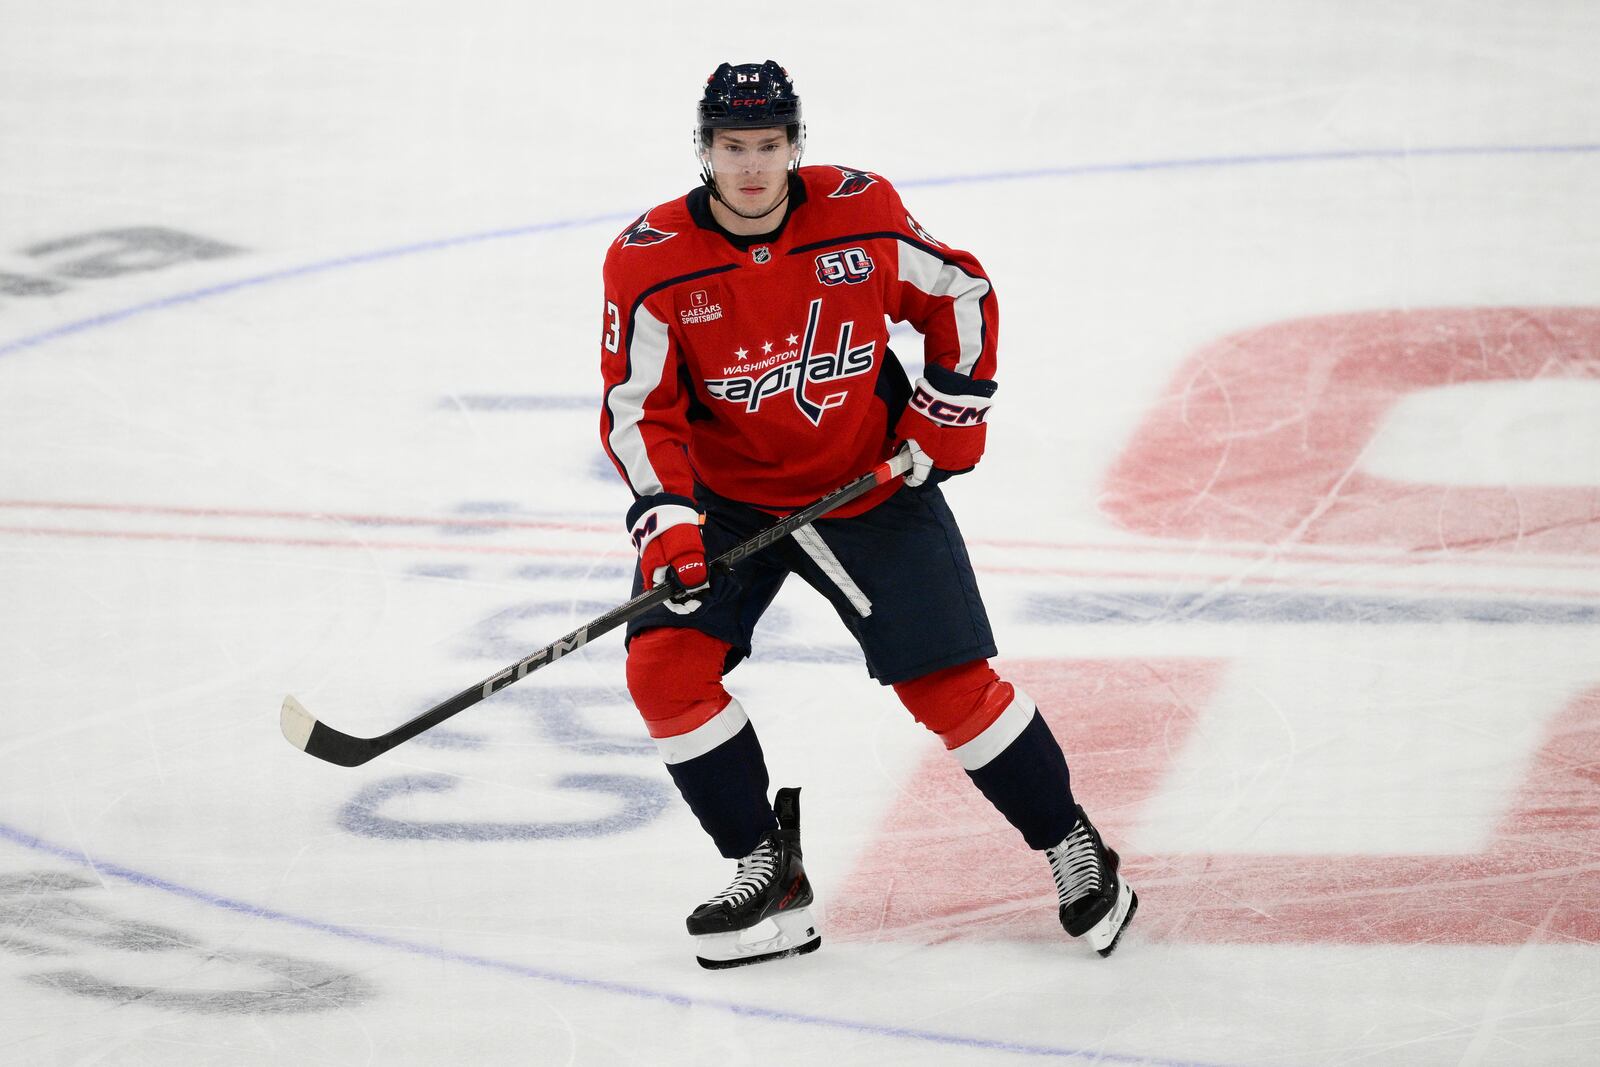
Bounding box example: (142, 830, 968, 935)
(663, 712, 777, 858)
(959, 705, 1078, 851)
(627, 627, 775, 858)
(893, 659, 1014, 747)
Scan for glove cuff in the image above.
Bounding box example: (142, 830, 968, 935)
(896, 372, 995, 473)
(630, 501, 702, 556)
(624, 491, 698, 533)
(921, 362, 998, 401)
(908, 374, 995, 428)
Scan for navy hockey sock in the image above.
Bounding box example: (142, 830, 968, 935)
(965, 710, 1077, 850)
(664, 719, 778, 858)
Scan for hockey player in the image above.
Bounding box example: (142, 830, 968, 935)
(599, 60, 1136, 968)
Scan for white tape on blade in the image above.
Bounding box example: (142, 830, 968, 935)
(280, 695, 316, 750)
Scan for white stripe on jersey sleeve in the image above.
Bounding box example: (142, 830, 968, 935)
(605, 305, 672, 497)
(896, 240, 992, 377)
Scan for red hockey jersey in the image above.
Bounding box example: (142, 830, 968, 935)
(599, 165, 997, 518)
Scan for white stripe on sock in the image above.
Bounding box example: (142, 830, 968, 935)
(654, 697, 750, 765)
(949, 686, 1035, 771)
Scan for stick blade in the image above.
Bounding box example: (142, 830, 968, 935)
(280, 694, 379, 767)
(281, 694, 317, 751)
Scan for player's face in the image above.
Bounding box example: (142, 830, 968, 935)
(706, 128, 795, 217)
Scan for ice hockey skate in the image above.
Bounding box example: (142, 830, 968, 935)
(686, 786, 821, 969)
(1045, 805, 1138, 957)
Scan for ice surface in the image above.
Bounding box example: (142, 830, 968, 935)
(2, 2, 1598, 1064)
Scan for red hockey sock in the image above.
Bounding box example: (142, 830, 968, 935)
(627, 627, 774, 858)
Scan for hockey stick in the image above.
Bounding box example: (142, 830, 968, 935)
(280, 446, 914, 767)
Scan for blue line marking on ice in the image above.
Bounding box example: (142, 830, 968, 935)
(899, 141, 1600, 190)
(440, 394, 596, 411)
(1028, 591, 1600, 625)
(0, 212, 634, 361)
(0, 821, 1226, 1066)
(2, 142, 1594, 363)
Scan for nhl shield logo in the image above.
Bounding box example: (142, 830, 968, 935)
(751, 245, 772, 264)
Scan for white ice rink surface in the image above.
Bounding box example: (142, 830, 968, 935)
(3, 2, 1599, 1063)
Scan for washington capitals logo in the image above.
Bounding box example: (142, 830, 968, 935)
(703, 298, 875, 426)
(618, 213, 677, 248)
(828, 167, 877, 198)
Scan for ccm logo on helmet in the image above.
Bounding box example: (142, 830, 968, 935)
(911, 385, 989, 426)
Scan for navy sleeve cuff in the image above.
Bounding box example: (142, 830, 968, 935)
(624, 491, 699, 531)
(923, 362, 998, 399)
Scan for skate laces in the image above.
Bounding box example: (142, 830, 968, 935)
(1046, 820, 1103, 907)
(703, 839, 779, 910)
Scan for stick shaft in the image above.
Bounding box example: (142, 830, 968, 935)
(285, 449, 910, 766)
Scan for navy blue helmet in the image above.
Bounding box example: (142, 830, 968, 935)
(696, 61, 803, 148)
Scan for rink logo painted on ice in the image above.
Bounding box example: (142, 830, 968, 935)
(1, 226, 241, 308)
(618, 213, 677, 249)
(834, 660, 1600, 947)
(680, 288, 724, 325)
(340, 594, 673, 843)
(702, 297, 875, 425)
(0, 869, 371, 1013)
(1102, 307, 1600, 556)
(828, 168, 878, 198)
(834, 308, 1600, 949)
(815, 247, 875, 286)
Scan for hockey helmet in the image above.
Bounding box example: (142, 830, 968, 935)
(696, 60, 804, 149)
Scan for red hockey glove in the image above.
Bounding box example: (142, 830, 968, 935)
(894, 369, 996, 487)
(630, 501, 709, 614)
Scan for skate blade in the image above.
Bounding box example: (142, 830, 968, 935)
(694, 907, 821, 970)
(1087, 877, 1138, 957)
